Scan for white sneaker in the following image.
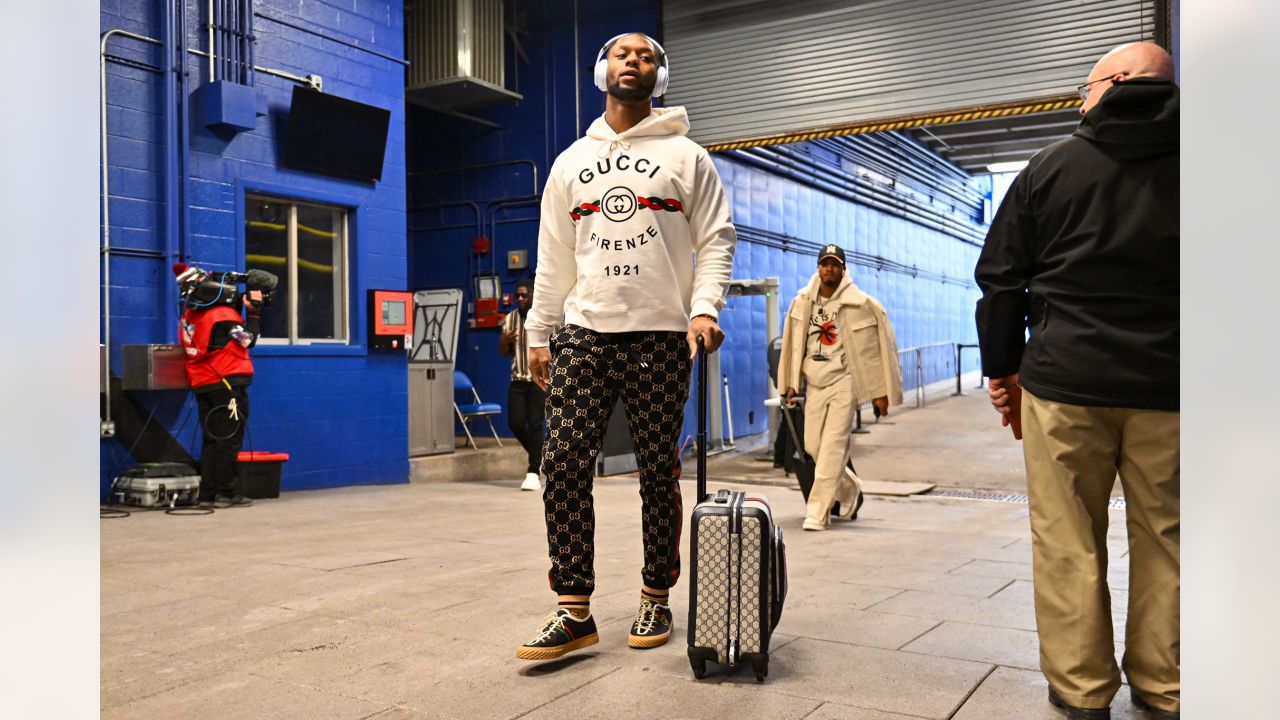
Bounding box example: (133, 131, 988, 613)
(520, 473, 541, 491)
(802, 517, 827, 531)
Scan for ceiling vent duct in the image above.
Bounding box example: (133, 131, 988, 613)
(405, 0, 522, 115)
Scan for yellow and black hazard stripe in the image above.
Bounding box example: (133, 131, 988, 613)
(702, 94, 1082, 153)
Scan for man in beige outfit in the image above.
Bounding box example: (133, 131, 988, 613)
(778, 244, 902, 531)
(975, 43, 1179, 720)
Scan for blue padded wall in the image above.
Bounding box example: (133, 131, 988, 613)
(671, 145, 987, 447)
(100, 0, 408, 498)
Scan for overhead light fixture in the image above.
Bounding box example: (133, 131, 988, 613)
(986, 160, 1029, 173)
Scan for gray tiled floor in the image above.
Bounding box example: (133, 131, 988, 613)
(101, 393, 1147, 719)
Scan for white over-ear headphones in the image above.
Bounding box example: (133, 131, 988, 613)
(594, 32, 669, 98)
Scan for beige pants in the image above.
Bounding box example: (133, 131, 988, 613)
(803, 377, 861, 525)
(1021, 389, 1180, 713)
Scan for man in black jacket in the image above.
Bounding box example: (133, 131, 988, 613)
(974, 43, 1179, 720)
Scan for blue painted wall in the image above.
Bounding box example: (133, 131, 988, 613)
(100, 0, 409, 497)
(408, 1, 987, 448)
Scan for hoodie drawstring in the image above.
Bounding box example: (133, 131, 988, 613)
(596, 137, 632, 158)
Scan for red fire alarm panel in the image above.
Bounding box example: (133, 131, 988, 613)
(469, 297, 505, 329)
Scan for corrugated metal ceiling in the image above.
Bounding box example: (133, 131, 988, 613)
(662, 0, 1155, 154)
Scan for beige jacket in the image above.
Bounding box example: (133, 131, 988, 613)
(777, 272, 904, 406)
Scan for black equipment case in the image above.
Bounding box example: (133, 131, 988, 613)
(687, 339, 787, 681)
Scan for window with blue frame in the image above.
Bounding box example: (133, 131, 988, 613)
(245, 194, 350, 344)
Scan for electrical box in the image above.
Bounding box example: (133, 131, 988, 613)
(121, 344, 190, 390)
(197, 80, 258, 133)
(507, 249, 528, 270)
(368, 289, 414, 350)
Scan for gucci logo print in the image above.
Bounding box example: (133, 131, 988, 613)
(569, 191, 685, 222)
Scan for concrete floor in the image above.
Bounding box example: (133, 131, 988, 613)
(101, 391, 1141, 719)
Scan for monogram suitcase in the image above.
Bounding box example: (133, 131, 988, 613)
(688, 338, 787, 681)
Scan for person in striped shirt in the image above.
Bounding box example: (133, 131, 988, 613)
(498, 278, 545, 491)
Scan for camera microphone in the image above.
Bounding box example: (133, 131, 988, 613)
(223, 269, 278, 291)
(243, 268, 278, 291)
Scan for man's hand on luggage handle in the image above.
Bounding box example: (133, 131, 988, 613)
(529, 347, 551, 391)
(784, 387, 800, 407)
(687, 315, 724, 359)
(873, 396, 889, 417)
(988, 373, 1023, 440)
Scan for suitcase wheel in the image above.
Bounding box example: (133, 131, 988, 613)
(752, 658, 768, 682)
(689, 647, 716, 680)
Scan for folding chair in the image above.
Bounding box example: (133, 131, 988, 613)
(453, 370, 503, 450)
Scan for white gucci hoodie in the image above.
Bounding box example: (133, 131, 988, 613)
(524, 106, 737, 347)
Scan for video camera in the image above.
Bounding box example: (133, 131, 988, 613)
(173, 263, 278, 309)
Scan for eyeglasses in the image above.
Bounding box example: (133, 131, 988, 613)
(515, 292, 530, 298)
(1076, 76, 1113, 101)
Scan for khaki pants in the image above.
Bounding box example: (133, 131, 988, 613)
(803, 377, 861, 525)
(1021, 389, 1180, 713)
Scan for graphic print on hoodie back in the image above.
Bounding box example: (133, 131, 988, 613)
(524, 107, 737, 347)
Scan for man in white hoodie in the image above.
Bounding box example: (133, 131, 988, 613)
(778, 245, 903, 531)
(515, 32, 736, 661)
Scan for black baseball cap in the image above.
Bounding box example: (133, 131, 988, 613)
(818, 244, 846, 265)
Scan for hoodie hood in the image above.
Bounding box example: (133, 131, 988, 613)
(586, 106, 690, 142)
(1075, 79, 1179, 160)
(800, 271, 866, 309)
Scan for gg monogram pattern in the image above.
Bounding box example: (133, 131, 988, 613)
(738, 517, 764, 653)
(542, 324, 692, 596)
(693, 515, 732, 662)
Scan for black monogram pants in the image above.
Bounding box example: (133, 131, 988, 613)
(542, 324, 691, 597)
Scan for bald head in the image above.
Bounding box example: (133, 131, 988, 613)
(1079, 42, 1175, 115)
(1093, 42, 1175, 82)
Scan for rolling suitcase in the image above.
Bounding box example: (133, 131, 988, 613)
(688, 338, 787, 681)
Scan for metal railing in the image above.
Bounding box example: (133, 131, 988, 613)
(897, 341, 983, 409)
(955, 343, 983, 395)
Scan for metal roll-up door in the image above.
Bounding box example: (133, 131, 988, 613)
(662, 0, 1157, 150)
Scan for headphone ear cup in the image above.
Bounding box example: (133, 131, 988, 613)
(594, 56, 608, 92)
(653, 65, 669, 97)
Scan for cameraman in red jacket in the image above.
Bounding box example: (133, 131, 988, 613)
(175, 264, 264, 508)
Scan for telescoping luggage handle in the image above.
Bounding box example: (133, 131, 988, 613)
(697, 335, 708, 503)
(696, 337, 731, 506)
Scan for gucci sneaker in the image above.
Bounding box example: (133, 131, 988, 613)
(515, 609, 599, 660)
(628, 598, 673, 648)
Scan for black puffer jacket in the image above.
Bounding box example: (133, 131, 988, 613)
(974, 79, 1179, 410)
